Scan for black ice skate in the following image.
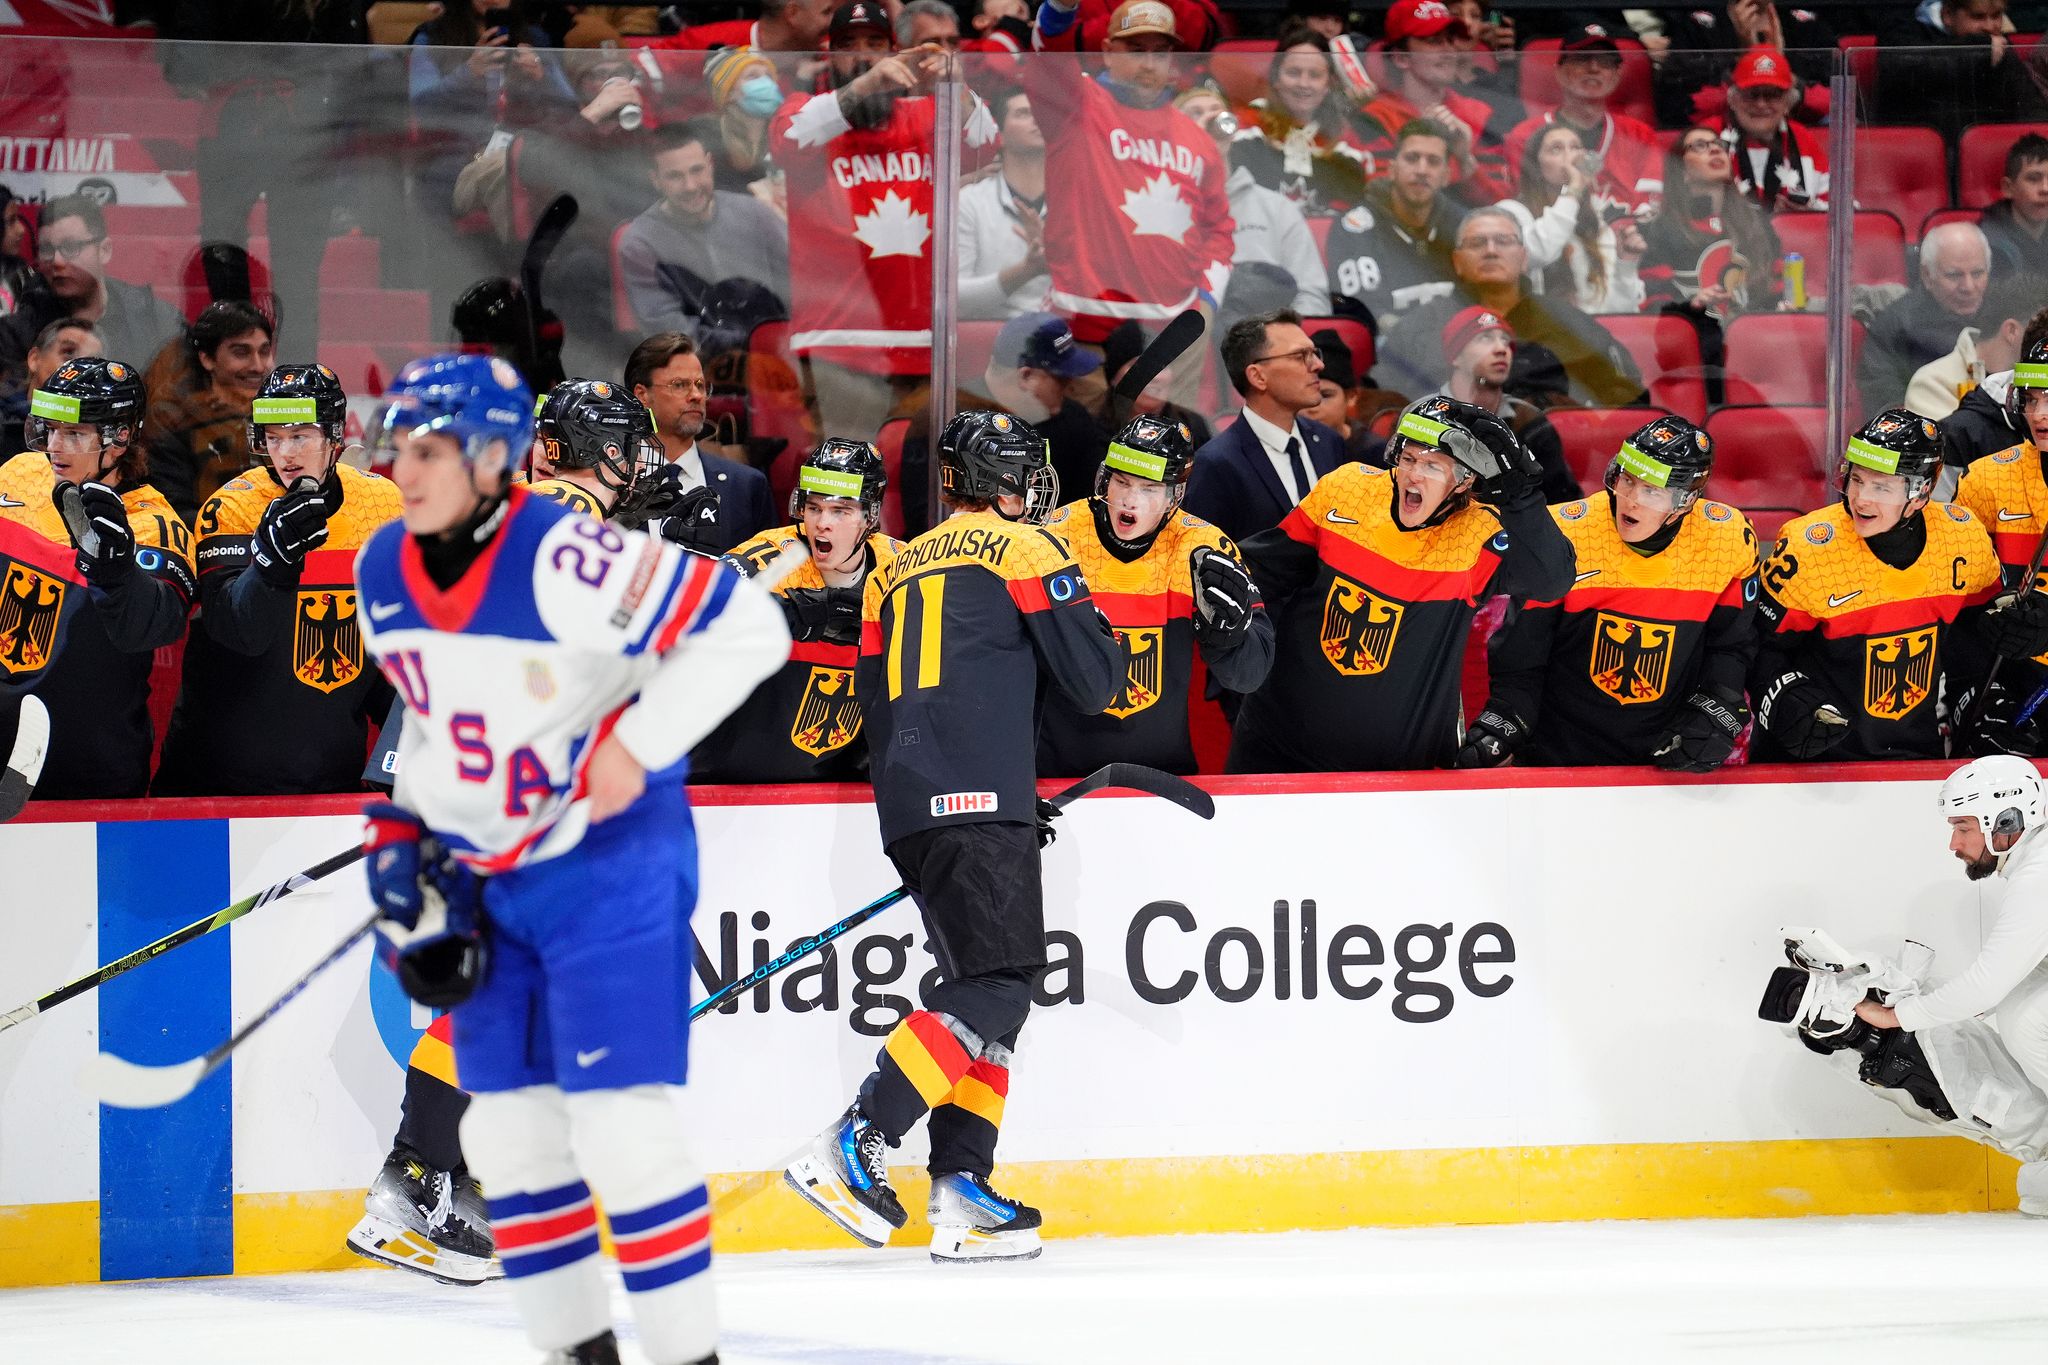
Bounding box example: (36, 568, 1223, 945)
(541, 1330, 620, 1364)
(927, 1171, 1043, 1264)
(783, 1105, 908, 1248)
(345, 1143, 502, 1285)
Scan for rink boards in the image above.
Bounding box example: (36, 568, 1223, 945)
(0, 765, 2021, 1286)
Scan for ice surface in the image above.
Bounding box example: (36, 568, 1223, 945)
(9, 1214, 2048, 1364)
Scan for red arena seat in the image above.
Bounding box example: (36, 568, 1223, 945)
(1723, 312, 1865, 413)
(1600, 314, 1706, 424)
(1544, 406, 1671, 494)
(1959, 123, 2044, 207)
(1770, 211, 1907, 297)
(1298, 315, 1374, 385)
(1703, 405, 1831, 526)
(1852, 128, 1948, 243)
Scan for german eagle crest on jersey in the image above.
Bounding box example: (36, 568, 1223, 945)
(1864, 628, 1935, 719)
(790, 664, 862, 757)
(294, 589, 362, 693)
(1103, 626, 1164, 719)
(0, 560, 63, 676)
(1589, 612, 1674, 704)
(1320, 577, 1402, 675)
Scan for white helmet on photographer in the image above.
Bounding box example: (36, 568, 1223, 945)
(1938, 755, 2048, 871)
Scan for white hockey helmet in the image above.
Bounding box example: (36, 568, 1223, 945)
(1937, 755, 2048, 867)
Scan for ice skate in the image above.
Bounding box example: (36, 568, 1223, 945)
(928, 1170, 1043, 1264)
(783, 1105, 907, 1247)
(345, 1144, 501, 1285)
(540, 1330, 620, 1364)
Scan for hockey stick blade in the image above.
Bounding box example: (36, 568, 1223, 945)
(1048, 761, 1214, 820)
(53, 479, 98, 561)
(1113, 308, 1206, 403)
(519, 194, 579, 313)
(0, 694, 48, 822)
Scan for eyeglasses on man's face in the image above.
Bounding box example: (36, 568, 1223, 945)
(37, 234, 104, 263)
(1252, 346, 1320, 368)
(1457, 232, 1523, 252)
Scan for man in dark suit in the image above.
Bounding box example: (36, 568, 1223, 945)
(1184, 308, 1351, 542)
(626, 331, 774, 553)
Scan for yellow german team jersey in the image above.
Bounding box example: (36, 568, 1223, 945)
(527, 477, 606, 519)
(1956, 441, 2048, 672)
(1755, 501, 2001, 759)
(691, 523, 904, 783)
(0, 449, 196, 571)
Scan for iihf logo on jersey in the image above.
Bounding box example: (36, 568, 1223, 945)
(1864, 629, 1935, 719)
(1589, 612, 1674, 704)
(1103, 626, 1164, 719)
(293, 589, 361, 693)
(1319, 576, 1402, 676)
(931, 791, 999, 817)
(0, 560, 64, 676)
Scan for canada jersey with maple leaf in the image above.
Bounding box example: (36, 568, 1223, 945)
(772, 88, 997, 376)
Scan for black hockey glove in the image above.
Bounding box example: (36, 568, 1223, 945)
(1190, 545, 1254, 646)
(1035, 797, 1060, 849)
(783, 586, 862, 645)
(1652, 688, 1749, 773)
(1756, 670, 1850, 759)
(647, 484, 723, 552)
(251, 477, 333, 587)
(1953, 682, 2047, 758)
(1981, 589, 2048, 660)
(1440, 411, 1543, 510)
(1454, 705, 1526, 768)
(56, 480, 135, 584)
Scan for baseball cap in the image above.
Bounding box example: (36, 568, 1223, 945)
(1385, 0, 1468, 44)
(995, 313, 1103, 379)
(1559, 22, 1620, 54)
(1442, 306, 1514, 362)
(1732, 45, 1793, 91)
(829, 1, 893, 47)
(1311, 329, 1356, 389)
(1107, 0, 1180, 44)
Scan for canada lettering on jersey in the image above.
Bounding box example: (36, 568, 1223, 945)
(1108, 129, 1208, 185)
(832, 149, 931, 189)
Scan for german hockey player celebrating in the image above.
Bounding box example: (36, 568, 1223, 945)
(1751, 409, 2047, 762)
(692, 438, 903, 783)
(0, 356, 194, 798)
(525, 379, 664, 523)
(784, 410, 1123, 1263)
(1038, 413, 1273, 775)
(153, 364, 403, 796)
(354, 354, 788, 1365)
(1464, 416, 1760, 771)
(1227, 396, 1576, 773)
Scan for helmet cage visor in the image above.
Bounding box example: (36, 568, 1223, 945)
(1603, 439, 1703, 514)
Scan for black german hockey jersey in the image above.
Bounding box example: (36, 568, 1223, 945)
(1036, 501, 1273, 777)
(0, 450, 195, 798)
(153, 464, 403, 795)
(858, 509, 1124, 844)
(1752, 502, 2002, 760)
(1230, 463, 1576, 772)
(690, 523, 903, 784)
(1955, 441, 2048, 703)
(1489, 493, 1759, 765)
(527, 477, 606, 519)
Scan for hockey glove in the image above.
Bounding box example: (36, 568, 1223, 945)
(1652, 688, 1749, 773)
(783, 586, 862, 646)
(1454, 705, 1525, 768)
(1190, 545, 1255, 646)
(251, 477, 332, 587)
(1440, 411, 1543, 510)
(1756, 670, 1850, 759)
(1953, 682, 2047, 758)
(1035, 797, 1060, 849)
(1981, 589, 2048, 660)
(363, 802, 489, 1009)
(58, 481, 136, 584)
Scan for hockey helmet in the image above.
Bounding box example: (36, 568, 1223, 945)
(1840, 407, 1942, 501)
(1098, 414, 1197, 492)
(1386, 394, 1527, 483)
(26, 356, 144, 460)
(1938, 754, 2048, 872)
(535, 379, 662, 496)
(1605, 415, 1714, 514)
(249, 363, 348, 467)
(2008, 335, 2048, 427)
(791, 437, 887, 525)
(370, 353, 535, 477)
(937, 409, 1059, 524)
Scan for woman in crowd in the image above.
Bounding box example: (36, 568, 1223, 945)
(143, 301, 276, 525)
(1235, 21, 1374, 213)
(694, 47, 786, 214)
(407, 0, 572, 218)
(1496, 123, 1646, 315)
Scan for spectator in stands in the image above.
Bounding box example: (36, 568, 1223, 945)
(1302, 326, 1386, 462)
(1442, 0, 1523, 136)
(897, 0, 962, 46)
(1638, 124, 1782, 322)
(143, 301, 275, 527)
(0, 318, 100, 460)
(625, 332, 775, 552)
(1104, 319, 1213, 446)
(0, 195, 185, 388)
(967, 0, 1034, 51)
(1325, 119, 1462, 334)
(1861, 222, 1998, 413)
(1032, 0, 1227, 52)
(981, 312, 1109, 497)
(1178, 89, 1332, 317)
(407, 1, 572, 223)
(1983, 134, 2048, 281)
(1498, 124, 1646, 316)
(1881, 0, 2044, 145)
(1287, 0, 1349, 40)
(957, 88, 1052, 320)
(1378, 207, 1648, 409)
(1942, 305, 2048, 474)
(1184, 309, 1349, 542)
(1709, 47, 1827, 213)
(661, 0, 837, 56)
(1654, 1, 1834, 127)
(1910, 273, 2044, 422)
(1505, 24, 1662, 220)
(692, 49, 788, 208)
(618, 123, 791, 341)
(1430, 306, 1579, 502)
(0, 188, 32, 315)
(1231, 22, 1374, 213)
(1354, 0, 1509, 205)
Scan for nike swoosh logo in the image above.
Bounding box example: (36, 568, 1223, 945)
(368, 601, 404, 621)
(575, 1048, 610, 1068)
(1574, 570, 1601, 582)
(1325, 510, 1359, 525)
(2000, 509, 2034, 522)
(0, 494, 20, 508)
(1828, 591, 1862, 607)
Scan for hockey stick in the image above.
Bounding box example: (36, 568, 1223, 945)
(0, 843, 366, 1034)
(519, 193, 577, 384)
(0, 695, 48, 823)
(689, 762, 1213, 1020)
(83, 910, 379, 1110)
(1109, 308, 1206, 419)
(1963, 525, 2048, 734)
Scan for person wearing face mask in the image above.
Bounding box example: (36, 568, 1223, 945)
(142, 300, 276, 527)
(1463, 416, 1760, 771)
(693, 47, 789, 205)
(1037, 414, 1273, 776)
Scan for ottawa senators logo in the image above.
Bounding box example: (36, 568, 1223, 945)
(1320, 577, 1402, 676)
(1864, 627, 1936, 720)
(1103, 626, 1164, 719)
(294, 589, 362, 693)
(1590, 612, 1675, 704)
(791, 665, 862, 757)
(0, 561, 64, 676)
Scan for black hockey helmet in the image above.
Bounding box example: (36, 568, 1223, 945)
(1605, 414, 1714, 512)
(2009, 335, 2048, 427)
(1098, 414, 1197, 493)
(249, 363, 348, 465)
(26, 355, 144, 456)
(534, 378, 661, 496)
(1386, 394, 1524, 483)
(791, 437, 887, 525)
(937, 409, 1058, 523)
(1841, 407, 1942, 499)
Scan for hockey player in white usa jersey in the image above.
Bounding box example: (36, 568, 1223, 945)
(353, 354, 788, 1365)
